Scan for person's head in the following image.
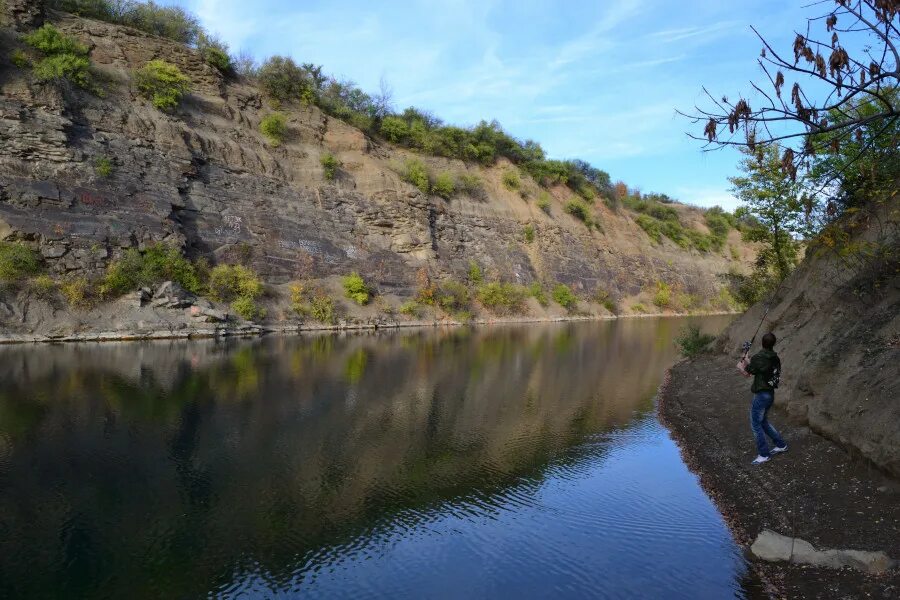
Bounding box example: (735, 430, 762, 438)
(761, 332, 777, 350)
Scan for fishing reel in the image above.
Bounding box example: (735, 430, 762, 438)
(740, 340, 752, 355)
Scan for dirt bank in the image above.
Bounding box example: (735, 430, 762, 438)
(659, 354, 900, 599)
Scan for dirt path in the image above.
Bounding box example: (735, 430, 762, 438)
(659, 354, 900, 599)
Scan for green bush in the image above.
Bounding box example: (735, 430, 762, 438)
(399, 300, 421, 318)
(536, 193, 551, 214)
(380, 115, 409, 142)
(101, 244, 203, 297)
(432, 172, 455, 199)
(94, 156, 113, 178)
(23, 24, 87, 56)
(260, 112, 287, 146)
(502, 169, 520, 190)
(467, 260, 483, 285)
(197, 32, 231, 72)
(257, 55, 314, 104)
(523, 224, 535, 243)
(631, 303, 647, 313)
(231, 296, 266, 321)
(564, 198, 592, 225)
(320, 152, 340, 181)
(134, 60, 190, 111)
(309, 292, 336, 324)
(208, 264, 263, 302)
(32, 54, 91, 87)
(529, 282, 549, 307)
(476, 282, 527, 315)
(49, 1, 202, 44)
(636, 214, 662, 243)
(552, 283, 577, 310)
(652, 281, 671, 308)
(675, 324, 716, 358)
(0, 242, 42, 283)
(342, 272, 371, 305)
(23, 25, 92, 88)
(401, 158, 430, 194)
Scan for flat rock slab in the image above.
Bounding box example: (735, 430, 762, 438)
(751, 529, 896, 574)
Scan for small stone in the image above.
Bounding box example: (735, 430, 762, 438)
(40, 245, 67, 258)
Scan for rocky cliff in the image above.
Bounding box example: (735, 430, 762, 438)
(717, 200, 899, 477)
(0, 6, 754, 337)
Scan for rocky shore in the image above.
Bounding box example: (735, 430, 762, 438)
(659, 355, 900, 599)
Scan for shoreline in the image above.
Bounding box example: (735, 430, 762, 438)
(657, 355, 900, 599)
(0, 310, 739, 346)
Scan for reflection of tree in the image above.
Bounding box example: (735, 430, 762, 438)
(0, 316, 733, 598)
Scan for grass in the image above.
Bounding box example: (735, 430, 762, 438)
(536, 192, 551, 215)
(564, 198, 592, 227)
(652, 281, 671, 308)
(94, 156, 113, 178)
(0, 242, 42, 283)
(675, 325, 716, 358)
(631, 303, 647, 313)
(523, 224, 535, 243)
(502, 169, 521, 190)
(529, 282, 549, 307)
(401, 158, 430, 194)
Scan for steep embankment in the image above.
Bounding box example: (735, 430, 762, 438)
(658, 199, 899, 598)
(0, 6, 754, 339)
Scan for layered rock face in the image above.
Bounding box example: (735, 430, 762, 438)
(1, 9, 750, 314)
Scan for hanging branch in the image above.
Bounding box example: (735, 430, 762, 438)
(679, 0, 899, 182)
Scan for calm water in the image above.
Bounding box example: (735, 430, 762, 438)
(0, 316, 759, 599)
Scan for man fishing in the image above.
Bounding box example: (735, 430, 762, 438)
(737, 332, 787, 465)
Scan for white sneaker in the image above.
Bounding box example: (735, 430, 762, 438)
(751, 455, 770, 465)
(771, 445, 788, 454)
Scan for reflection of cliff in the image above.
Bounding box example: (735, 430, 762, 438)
(0, 317, 731, 598)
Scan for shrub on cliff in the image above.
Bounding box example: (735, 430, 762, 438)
(0, 242, 42, 283)
(209, 264, 266, 321)
(320, 153, 339, 181)
(23, 24, 92, 88)
(432, 172, 455, 199)
(529, 282, 549, 307)
(476, 282, 527, 315)
(342, 272, 371, 305)
(196, 32, 231, 72)
(309, 289, 336, 324)
(675, 325, 715, 358)
(260, 113, 287, 146)
(552, 283, 577, 311)
(652, 281, 671, 308)
(564, 199, 592, 226)
(401, 159, 430, 194)
(258, 55, 315, 105)
(101, 244, 203, 297)
(536, 193, 551, 215)
(135, 60, 190, 111)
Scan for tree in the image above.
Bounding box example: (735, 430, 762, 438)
(729, 145, 807, 280)
(683, 1, 899, 200)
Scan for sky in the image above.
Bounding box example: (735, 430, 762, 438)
(167, 0, 820, 210)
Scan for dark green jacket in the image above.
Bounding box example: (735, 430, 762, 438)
(746, 349, 781, 393)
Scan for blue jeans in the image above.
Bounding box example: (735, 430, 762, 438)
(750, 391, 785, 457)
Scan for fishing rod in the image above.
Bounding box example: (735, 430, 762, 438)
(740, 273, 792, 360)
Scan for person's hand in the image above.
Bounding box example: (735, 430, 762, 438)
(736, 358, 750, 377)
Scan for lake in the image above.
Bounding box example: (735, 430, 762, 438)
(0, 316, 761, 599)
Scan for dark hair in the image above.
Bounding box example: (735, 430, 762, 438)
(762, 332, 777, 349)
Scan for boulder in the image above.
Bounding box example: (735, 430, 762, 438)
(151, 281, 195, 309)
(190, 305, 228, 322)
(751, 529, 896, 574)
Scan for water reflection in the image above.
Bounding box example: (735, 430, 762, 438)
(0, 317, 753, 599)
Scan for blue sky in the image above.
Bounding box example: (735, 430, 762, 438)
(169, 0, 816, 210)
